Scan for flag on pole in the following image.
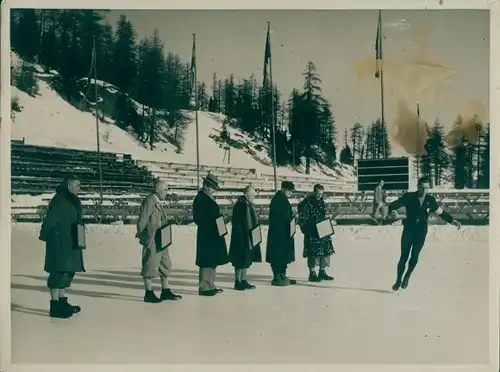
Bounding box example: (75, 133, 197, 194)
(263, 22, 271, 87)
(375, 10, 382, 79)
(190, 34, 197, 107)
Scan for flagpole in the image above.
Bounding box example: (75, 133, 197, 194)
(192, 33, 200, 190)
(377, 10, 386, 158)
(93, 34, 103, 201)
(416, 102, 420, 180)
(267, 21, 278, 192)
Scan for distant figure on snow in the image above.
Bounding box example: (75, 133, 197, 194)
(192, 173, 229, 296)
(371, 179, 386, 219)
(135, 179, 182, 303)
(228, 185, 262, 290)
(297, 184, 335, 282)
(265, 181, 297, 286)
(39, 175, 85, 319)
(387, 177, 461, 291)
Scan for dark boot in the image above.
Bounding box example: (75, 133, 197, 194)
(144, 290, 162, 303)
(198, 288, 217, 296)
(283, 274, 297, 285)
(49, 300, 73, 319)
(234, 281, 246, 291)
(308, 271, 321, 282)
(241, 280, 256, 289)
(318, 270, 334, 281)
(401, 276, 410, 289)
(60, 297, 81, 313)
(160, 288, 182, 300)
(271, 274, 290, 287)
(392, 280, 402, 291)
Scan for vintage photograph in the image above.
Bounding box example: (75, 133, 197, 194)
(8, 8, 490, 365)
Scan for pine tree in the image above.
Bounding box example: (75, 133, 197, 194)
(426, 118, 449, 186)
(350, 122, 363, 162)
(136, 30, 166, 150)
(451, 115, 468, 189)
(197, 82, 209, 111)
(300, 61, 324, 174)
(223, 75, 236, 117)
(111, 15, 137, 94)
(478, 123, 490, 188)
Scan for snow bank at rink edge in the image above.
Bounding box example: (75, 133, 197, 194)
(11, 223, 488, 244)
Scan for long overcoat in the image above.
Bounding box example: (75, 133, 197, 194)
(192, 189, 229, 268)
(265, 190, 295, 266)
(228, 196, 262, 269)
(39, 184, 85, 273)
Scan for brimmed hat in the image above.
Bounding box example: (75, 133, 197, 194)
(281, 180, 295, 191)
(202, 173, 220, 189)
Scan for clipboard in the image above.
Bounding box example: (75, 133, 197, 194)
(289, 215, 296, 238)
(216, 215, 228, 237)
(155, 223, 173, 250)
(75, 222, 86, 249)
(250, 225, 262, 247)
(316, 218, 335, 239)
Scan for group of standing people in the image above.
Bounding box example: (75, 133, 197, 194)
(38, 173, 461, 318)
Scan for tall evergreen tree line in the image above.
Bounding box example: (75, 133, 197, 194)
(341, 116, 490, 189)
(10, 9, 489, 185)
(210, 61, 338, 174)
(10, 9, 195, 151)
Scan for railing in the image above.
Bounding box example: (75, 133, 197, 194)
(11, 190, 489, 226)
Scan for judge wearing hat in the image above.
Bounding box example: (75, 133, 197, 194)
(265, 180, 297, 286)
(192, 173, 229, 296)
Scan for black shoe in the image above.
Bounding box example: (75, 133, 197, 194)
(144, 290, 162, 303)
(271, 276, 290, 286)
(284, 275, 297, 285)
(241, 280, 256, 289)
(198, 289, 217, 296)
(60, 297, 81, 313)
(234, 281, 246, 291)
(160, 288, 182, 300)
(308, 271, 321, 282)
(214, 288, 224, 293)
(318, 270, 334, 281)
(49, 300, 73, 319)
(392, 281, 401, 291)
(401, 276, 410, 289)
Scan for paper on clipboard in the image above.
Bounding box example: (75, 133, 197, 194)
(216, 216, 228, 237)
(316, 218, 335, 239)
(156, 224, 172, 250)
(76, 223, 86, 249)
(250, 225, 262, 247)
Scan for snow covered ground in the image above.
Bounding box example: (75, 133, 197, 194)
(11, 223, 489, 364)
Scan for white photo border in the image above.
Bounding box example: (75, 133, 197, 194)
(1, 0, 498, 372)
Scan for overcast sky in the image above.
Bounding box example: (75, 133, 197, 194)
(105, 9, 489, 155)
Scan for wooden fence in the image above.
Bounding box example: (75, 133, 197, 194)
(11, 190, 489, 226)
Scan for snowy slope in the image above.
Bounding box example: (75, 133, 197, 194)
(10, 53, 356, 182)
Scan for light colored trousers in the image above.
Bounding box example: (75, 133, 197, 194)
(199, 267, 217, 291)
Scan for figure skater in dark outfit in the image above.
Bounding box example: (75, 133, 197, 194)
(387, 177, 461, 291)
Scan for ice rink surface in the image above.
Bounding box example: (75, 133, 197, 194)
(10, 223, 489, 365)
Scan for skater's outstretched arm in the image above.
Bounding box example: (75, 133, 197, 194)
(387, 192, 408, 214)
(428, 196, 461, 228)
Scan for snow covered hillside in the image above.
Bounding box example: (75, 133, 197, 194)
(10, 53, 356, 182)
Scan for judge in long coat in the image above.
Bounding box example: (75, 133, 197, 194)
(192, 173, 229, 296)
(39, 175, 85, 319)
(265, 181, 297, 286)
(228, 186, 262, 290)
